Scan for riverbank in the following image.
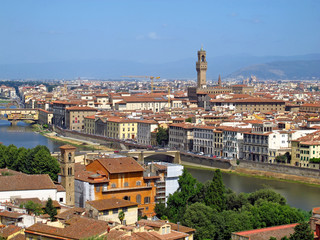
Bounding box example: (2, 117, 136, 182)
(182, 161, 320, 187)
(41, 131, 114, 151)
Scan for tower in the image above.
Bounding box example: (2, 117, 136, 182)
(218, 74, 222, 86)
(59, 145, 76, 206)
(196, 47, 207, 88)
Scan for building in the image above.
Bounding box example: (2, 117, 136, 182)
(193, 125, 215, 155)
(146, 162, 183, 204)
(58, 145, 76, 206)
(85, 198, 138, 225)
(83, 115, 96, 135)
(74, 157, 157, 217)
(137, 120, 158, 146)
(0, 170, 65, 204)
(65, 106, 97, 131)
(168, 123, 194, 151)
(38, 109, 53, 125)
(196, 47, 207, 89)
(231, 223, 298, 240)
(25, 216, 110, 240)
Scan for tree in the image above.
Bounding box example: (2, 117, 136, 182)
(154, 202, 167, 219)
(289, 222, 313, 240)
(203, 169, 226, 212)
(185, 117, 192, 123)
(44, 198, 57, 221)
(248, 188, 286, 206)
(118, 211, 125, 224)
(23, 201, 43, 216)
(156, 126, 169, 146)
(182, 203, 216, 240)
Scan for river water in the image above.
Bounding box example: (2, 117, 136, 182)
(0, 119, 319, 211)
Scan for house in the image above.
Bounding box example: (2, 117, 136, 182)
(0, 171, 66, 204)
(25, 216, 109, 240)
(85, 198, 138, 225)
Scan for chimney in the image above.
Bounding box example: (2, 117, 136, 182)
(177, 222, 180, 232)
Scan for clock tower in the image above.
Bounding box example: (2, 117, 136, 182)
(196, 47, 207, 89)
(59, 145, 76, 206)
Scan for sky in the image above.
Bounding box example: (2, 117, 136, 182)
(1, 0, 319, 65)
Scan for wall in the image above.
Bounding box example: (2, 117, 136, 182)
(0, 189, 57, 203)
(238, 160, 320, 179)
(181, 153, 232, 169)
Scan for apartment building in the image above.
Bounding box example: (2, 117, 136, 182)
(75, 157, 157, 217)
(65, 106, 98, 131)
(168, 123, 194, 151)
(193, 125, 215, 155)
(84, 115, 96, 135)
(137, 120, 158, 146)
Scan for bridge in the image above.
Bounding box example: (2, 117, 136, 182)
(121, 150, 181, 164)
(0, 108, 39, 123)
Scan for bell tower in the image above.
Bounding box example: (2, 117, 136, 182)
(59, 145, 76, 206)
(196, 47, 207, 89)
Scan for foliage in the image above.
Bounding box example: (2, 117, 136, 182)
(182, 203, 216, 240)
(0, 144, 60, 181)
(275, 152, 291, 163)
(157, 169, 307, 240)
(289, 222, 313, 240)
(156, 126, 169, 146)
(185, 117, 192, 123)
(44, 198, 57, 221)
(118, 211, 125, 224)
(310, 157, 320, 163)
(81, 236, 107, 240)
(23, 201, 43, 216)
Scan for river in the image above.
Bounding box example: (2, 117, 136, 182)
(0, 119, 319, 211)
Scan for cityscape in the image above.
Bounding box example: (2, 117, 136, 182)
(1, 1, 320, 240)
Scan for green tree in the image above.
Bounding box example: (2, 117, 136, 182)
(185, 117, 192, 122)
(203, 169, 226, 212)
(44, 198, 57, 221)
(182, 203, 216, 240)
(156, 126, 169, 146)
(248, 188, 286, 206)
(154, 202, 167, 219)
(118, 211, 125, 224)
(166, 169, 201, 222)
(23, 201, 43, 216)
(289, 222, 313, 240)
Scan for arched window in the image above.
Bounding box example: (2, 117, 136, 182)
(123, 196, 130, 201)
(68, 153, 72, 162)
(124, 182, 129, 187)
(201, 55, 205, 62)
(136, 194, 141, 204)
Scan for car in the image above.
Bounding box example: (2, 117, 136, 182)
(197, 152, 204, 156)
(129, 149, 136, 152)
(114, 150, 119, 153)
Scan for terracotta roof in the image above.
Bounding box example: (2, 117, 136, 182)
(0, 168, 26, 176)
(0, 211, 24, 219)
(0, 174, 56, 191)
(10, 234, 25, 240)
(59, 145, 77, 150)
(233, 223, 298, 240)
(95, 157, 145, 174)
(0, 225, 22, 238)
(25, 216, 109, 239)
(87, 198, 138, 211)
(168, 222, 196, 233)
(56, 207, 85, 220)
(66, 106, 98, 111)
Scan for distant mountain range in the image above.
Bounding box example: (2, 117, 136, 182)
(0, 54, 320, 80)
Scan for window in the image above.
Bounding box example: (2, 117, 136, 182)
(136, 181, 141, 186)
(113, 208, 118, 214)
(136, 194, 141, 204)
(124, 182, 129, 187)
(96, 186, 100, 192)
(111, 183, 116, 188)
(144, 197, 150, 204)
(122, 207, 128, 212)
(103, 210, 109, 215)
(59, 198, 63, 202)
(68, 153, 72, 162)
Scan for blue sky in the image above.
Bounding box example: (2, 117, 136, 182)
(1, 0, 319, 65)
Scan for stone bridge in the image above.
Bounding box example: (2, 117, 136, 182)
(0, 108, 39, 122)
(122, 150, 181, 164)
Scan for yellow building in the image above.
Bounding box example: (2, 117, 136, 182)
(106, 117, 138, 140)
(83, 115, 96, 135)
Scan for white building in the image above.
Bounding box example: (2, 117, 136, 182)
(0, 172, 66, 204)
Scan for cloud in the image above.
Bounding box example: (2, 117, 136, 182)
(136, 32, 160, 40)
